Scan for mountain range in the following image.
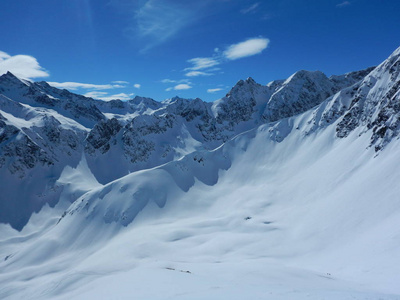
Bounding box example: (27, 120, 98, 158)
(0, 47, 399, 299)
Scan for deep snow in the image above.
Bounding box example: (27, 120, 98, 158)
(1, 111, 399, 299)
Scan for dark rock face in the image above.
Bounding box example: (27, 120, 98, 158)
(333, 48, 400, 152)
(0, 118, 19, 145)
(86, 118, 123, 154)
(121, 114, 176, 163)
(329, 67, 376, 93)
(263, 71, 336, 122)
(0, 73, 105, 127)
(0, 117, 54, 176)
(336, 106, 361, 138)
(216, 94, 256, 126)
(368, 81, 400, 151)
(3, 134, 53, 175)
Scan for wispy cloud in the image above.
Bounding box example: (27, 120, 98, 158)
(207, 88, 223, 93)
(336, 1, 351, 7)
(161, 78, 190, 84)
(47, 81, 124, 90)
(135, 1, 188, 42)
(0, 51, 49, 79)
(132, 0, 209, 51)
(161, 79, 176, 84)
(84, 91, 134, 101)
(112, 80, 129, 84)
(224, 38, 269, 60)
(84, 91, 108, 98)
(183, 37, 270, 76)
(241, 3, 259, 14)
(174, 83, 192, 90)
(186, 57, 220, 71)
(166, 83, 192, 91)
(185, 71, 213, 77)
(134, 83, 141, 88)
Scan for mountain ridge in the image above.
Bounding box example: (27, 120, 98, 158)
(0, 50, 392, 231)
(0, 47, 400, 300)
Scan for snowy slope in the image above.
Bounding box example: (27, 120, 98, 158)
(0, 47, 399, 299)
(0, 94, 88, 229)
(1, 100, 400, 299)
(0, 63, 371, 228)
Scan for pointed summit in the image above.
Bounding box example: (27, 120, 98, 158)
(0, 71, 31, 92)
(227, 77, 262, 98)
(0, 71, 22, 82)
(245, 77, 256, 84)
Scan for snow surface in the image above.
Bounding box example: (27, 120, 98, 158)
(1, 110, 400, 299)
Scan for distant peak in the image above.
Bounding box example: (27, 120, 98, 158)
(234, 77, 257, 88)
(285, 70, 327, 84)
(245, 77, 256, 84)
(1, 71, 18, 79)
(236, 79, 245, 86)
(37, 80, 50, 85)
(294, 69, 323, 77)
(171, 96, 183, 101)
(0, 71, 29, 85)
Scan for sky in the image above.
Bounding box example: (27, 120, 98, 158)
(0, 0, 399, 102)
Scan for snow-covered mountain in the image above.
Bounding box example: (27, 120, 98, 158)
(0, 47, 399, 299)
(0, 65, 372, 229)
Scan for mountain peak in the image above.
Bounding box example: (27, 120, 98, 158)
(0, 71, 31, 90)
(389, 45, 400, 59)
(245, 77, 256, 84)
(233, 77, 257, 87)
(288, 70, 327, 81)
(1, 71, 22, 82)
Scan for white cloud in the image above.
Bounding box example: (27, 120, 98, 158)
(47, 82, 123, 90)
(112, 80, 129, 84)
(185, 71, 213, 77)
(336, 1, 351, 7)
(0, 50, 49, 79)
(134, 83, 141, 89)
(174, 83, 192, 90)
(183, 38, 270, 75)
(161, 78, 190, 84)
(207, 88, 223, 93)
(105, 93, 135, 101)
(186, 57, 220, 71)
(84, 91, 134, 101)
(224, 38, 269, 60)
(84, 91, 108, 98)
(0, 51, 9, 60)
(241, 3, 259, 14)
(166, 83, 192, 91)
(161, 79, 176, 83)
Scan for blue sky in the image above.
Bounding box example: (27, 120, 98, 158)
(0, 0, 399, 102)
